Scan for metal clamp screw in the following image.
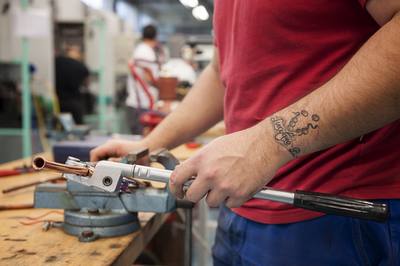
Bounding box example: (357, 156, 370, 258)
(102, 176, 113, 186)
(79, 230, 99, 242)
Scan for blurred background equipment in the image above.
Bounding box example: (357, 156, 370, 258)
(0, 0, 214, 162)
(0, 0, 217, 265)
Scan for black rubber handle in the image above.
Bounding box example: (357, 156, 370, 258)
(293, 190, 389, 222)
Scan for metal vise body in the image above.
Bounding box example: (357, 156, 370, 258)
(34, 149, 185, 242)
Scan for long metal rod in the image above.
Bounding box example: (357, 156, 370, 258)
(0, 203, 33, 210)
(253, 189, 294, 204)
(198, 200, 208, 266)
(184, 208, 192, 266)
(132, 165, 172, 183)
(33, 159, 388, 222)
(2, 176, 63, 194)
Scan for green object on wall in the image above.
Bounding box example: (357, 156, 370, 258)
(98, 19, 107, 131)
(21, 0, 32, 158)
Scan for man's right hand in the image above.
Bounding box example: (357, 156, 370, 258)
(90, 139, 148, 161)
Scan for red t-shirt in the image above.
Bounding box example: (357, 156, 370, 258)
(214, 0, 400, 224)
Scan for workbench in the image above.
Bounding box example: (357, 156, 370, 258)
(0, 145, 198, 266)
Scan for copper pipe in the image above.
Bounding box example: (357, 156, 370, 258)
(0, 203, 33, 211)
(32, 157, 93, 177)
(2, 176, 63, 194)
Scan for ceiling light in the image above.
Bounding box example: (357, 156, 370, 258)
(179, 0, 199, 8)
(192, 5, 209, 21)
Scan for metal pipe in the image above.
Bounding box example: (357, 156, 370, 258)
(132, 165, 172, 183)
(184, 208, 192, 266)
(0, 203, 33, 210)
(31, 159, 388, 221)
(253, 188, 295, 204)
(2, 176, 63, 194)
(32, 157, 93, 177)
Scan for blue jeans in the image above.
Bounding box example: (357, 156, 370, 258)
(212, 200, 400, 266)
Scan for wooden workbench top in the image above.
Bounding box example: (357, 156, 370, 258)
(0, 148, 195, 266)
(0, 143, 201, 265)
(0, 209, 167, 265)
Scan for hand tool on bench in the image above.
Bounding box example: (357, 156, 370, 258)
(0, 165, 35, 178)
(32, 155, 388, 222)
(0, 203, 34, 211)
(33, 154, 388, 222)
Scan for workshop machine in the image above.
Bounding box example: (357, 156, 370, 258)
(32, 149, 389, 261)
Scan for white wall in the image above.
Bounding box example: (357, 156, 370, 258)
(54, 0, 85, 22)
(0, 0, 19, 62)
(30, 0, 54, 96)
(0, 0, 54, 98)
(85, 9, 116, 96)
(114, 20, 135, 76)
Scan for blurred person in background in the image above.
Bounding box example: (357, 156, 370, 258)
(55, 45, 90, 124)
(126, 24, 165, 135)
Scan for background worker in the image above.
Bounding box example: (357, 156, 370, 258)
(92, 0, 400, 264)
(126, 24, 164, 134)
(55, 45, 90, 124)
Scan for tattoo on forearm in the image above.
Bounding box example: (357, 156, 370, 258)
(270, 110, 320, 157)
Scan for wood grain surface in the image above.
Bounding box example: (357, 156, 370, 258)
(0, 153, 172, 266)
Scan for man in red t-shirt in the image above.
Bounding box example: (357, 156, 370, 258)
(92, 0, 400, 264)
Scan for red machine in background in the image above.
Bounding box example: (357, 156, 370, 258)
(128, 61, 165, 135)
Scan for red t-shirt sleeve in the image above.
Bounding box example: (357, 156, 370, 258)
(358, 0, 367, 8)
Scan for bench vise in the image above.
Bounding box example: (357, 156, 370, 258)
(33, 149, 193, 242)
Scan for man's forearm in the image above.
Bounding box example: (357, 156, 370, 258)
(144, 63, 224, 150)
(259, 13, 400, 163)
